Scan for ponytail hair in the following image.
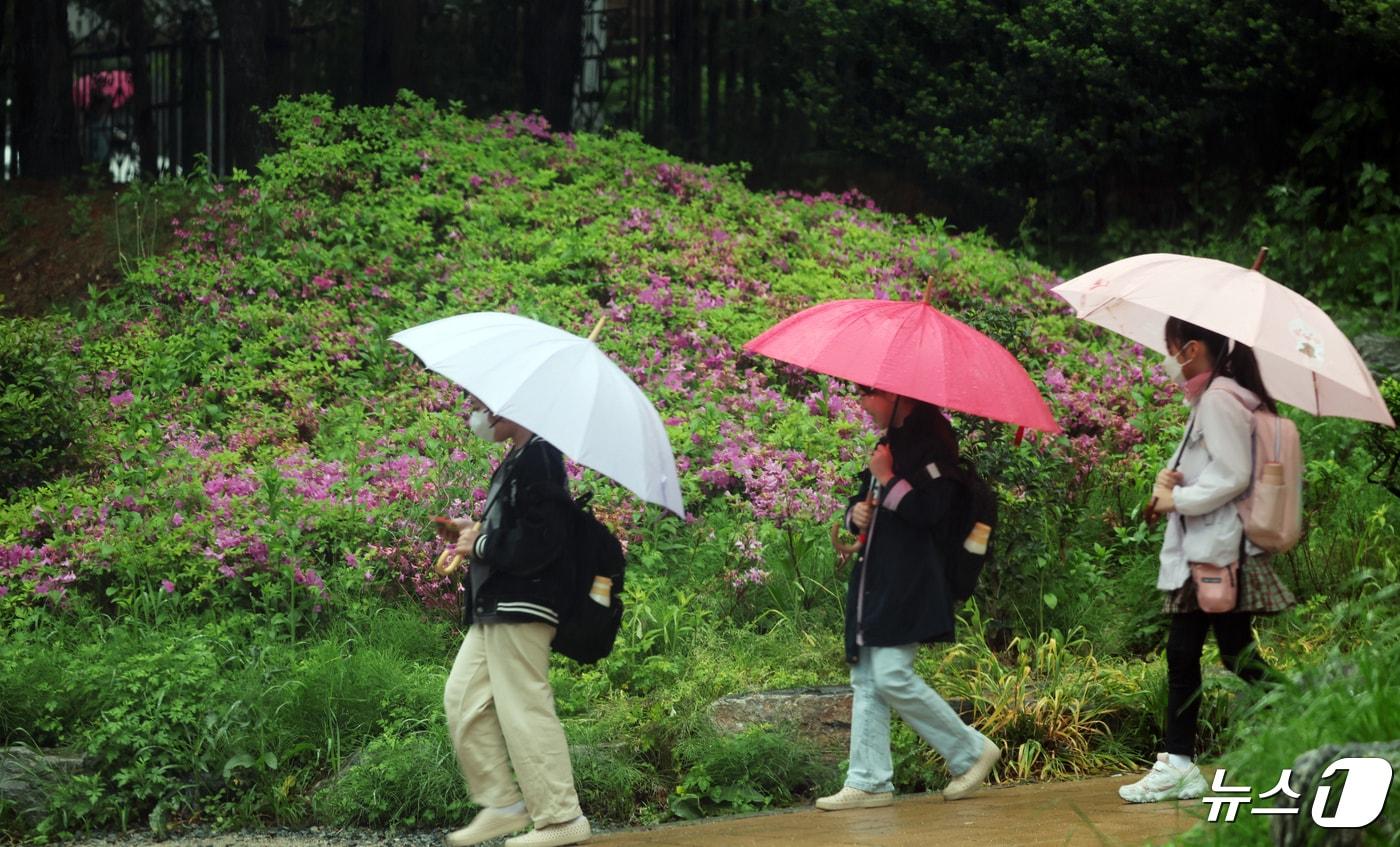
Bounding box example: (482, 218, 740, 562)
(1164, 317, 1278, 414)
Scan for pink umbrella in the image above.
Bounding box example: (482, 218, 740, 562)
(1053, 250, 1394, 426)
(744, 286, 1062, 434)
(72, 70, 135, 111)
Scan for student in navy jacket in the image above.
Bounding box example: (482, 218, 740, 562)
(816, 388, 1002, 812)
(441, 408, 592, 847)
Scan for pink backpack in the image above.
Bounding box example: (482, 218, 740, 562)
(1232, 398, 1304, 553)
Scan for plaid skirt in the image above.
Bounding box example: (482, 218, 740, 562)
(1163, 555, 1296, 615)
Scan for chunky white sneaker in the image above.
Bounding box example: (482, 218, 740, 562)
(1118, 761, 1208, 803)
(815, 786, 894, 811)
(943, 738, 1002, 801)
(446, 805, 532, 846)
(504, 816, 591, 847)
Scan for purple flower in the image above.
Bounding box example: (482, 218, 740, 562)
(110, 390, 135, 408)
(161, 579, 176, 593)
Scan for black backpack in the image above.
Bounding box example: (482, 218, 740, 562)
(942, 460, 997, 604)
(550, 492, 628, 664)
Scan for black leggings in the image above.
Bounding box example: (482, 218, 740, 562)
(1164, 611, 1273, 756)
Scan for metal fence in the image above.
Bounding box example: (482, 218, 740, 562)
(68, 36, 226, 182)
(587, 0, 799, 170)
(3, 2, 795, 183)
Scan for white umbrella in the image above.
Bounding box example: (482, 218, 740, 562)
(1053, 251, 1395, 426)
(391, 312, 686, 516)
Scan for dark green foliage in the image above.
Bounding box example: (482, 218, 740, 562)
(1362, 378, 1400, 498)
(669, 726, 834, 819)
(313, 732, 473, 828)
(0, 317, 85, 496)
(776, 1, 1322, 232)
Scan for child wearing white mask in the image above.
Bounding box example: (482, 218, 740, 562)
(436, 402, 592, 847)
(1119, 317, 1294, 804)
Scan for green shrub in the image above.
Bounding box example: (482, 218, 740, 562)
(313, 731, 471, 828)
(571, 741, 664, 826)
(0, 317, 85, 496)
(1361, 377, 1400, 498)
(669, 726, 834, 819)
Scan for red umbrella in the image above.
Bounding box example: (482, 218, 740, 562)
(744, 287, 1061, 434)
(72, 70, 135, 111)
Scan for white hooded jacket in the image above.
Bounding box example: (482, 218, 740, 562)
(1158, 376, 1264, 591)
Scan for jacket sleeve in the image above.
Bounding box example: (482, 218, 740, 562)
(878, 474, 959, 531)
(1172, 390, 1253, 517)
(473, 445, 570, 575)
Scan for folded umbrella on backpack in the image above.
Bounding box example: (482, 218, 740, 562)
(390, 312, 685, 517)
(1052, 249, 1395, 426)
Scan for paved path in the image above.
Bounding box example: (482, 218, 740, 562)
(591, 774, 1208, 847)
(64, 774, 1211, 847)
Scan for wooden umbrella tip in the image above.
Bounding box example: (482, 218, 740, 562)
(587, 315, 608, 342)
(921, 276, 936, 305)
(1251, 246, 1269, 272)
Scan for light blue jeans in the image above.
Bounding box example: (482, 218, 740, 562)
(845, 644, 987, 793)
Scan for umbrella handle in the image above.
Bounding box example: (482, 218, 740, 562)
(830, 493, 877, 567)
(433, 549, 464, 577)
(1143, 495, 1165, 527)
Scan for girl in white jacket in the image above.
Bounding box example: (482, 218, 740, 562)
(1119, 317, 1295, 804)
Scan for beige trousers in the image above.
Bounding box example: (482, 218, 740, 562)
(443, 621, 582, 827)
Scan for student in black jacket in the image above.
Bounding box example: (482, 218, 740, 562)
(815, 388, 1002, 812)
(440, 408, 592, 847)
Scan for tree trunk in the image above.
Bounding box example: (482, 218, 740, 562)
(14, 0, 77, 179)
(212, 0, 290, 172)
(362, 0, 421, 105)
(521, 0, 584, 132)
(126, 0, 158, 179)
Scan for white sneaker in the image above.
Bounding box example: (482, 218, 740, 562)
(815, 786, 894, 811)
(943, 737, 1002, 801)
(504, 816, 591, 847)
(445, 805, 531, 847)
(1118, 760, 1208, 803)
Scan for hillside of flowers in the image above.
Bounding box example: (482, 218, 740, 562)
(2, 93, 1397, 839)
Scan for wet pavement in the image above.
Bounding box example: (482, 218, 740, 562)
(591, 774, 1209, 846)
(61, 774, 1212, 847)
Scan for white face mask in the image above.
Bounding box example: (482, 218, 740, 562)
(1161, 353, 1185, 385)
(469, 410, 498, 441)
(1162, 343, 1195, 386)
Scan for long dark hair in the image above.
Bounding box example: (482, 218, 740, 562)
(1164, 317, 1278, 414)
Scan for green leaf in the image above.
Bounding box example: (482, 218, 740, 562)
(222, 753, 256, 779)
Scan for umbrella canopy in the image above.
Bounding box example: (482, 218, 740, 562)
(391, 312, 685, 516)
(743, 294, 1062, 434)
(1053, 252, 1394, 426)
